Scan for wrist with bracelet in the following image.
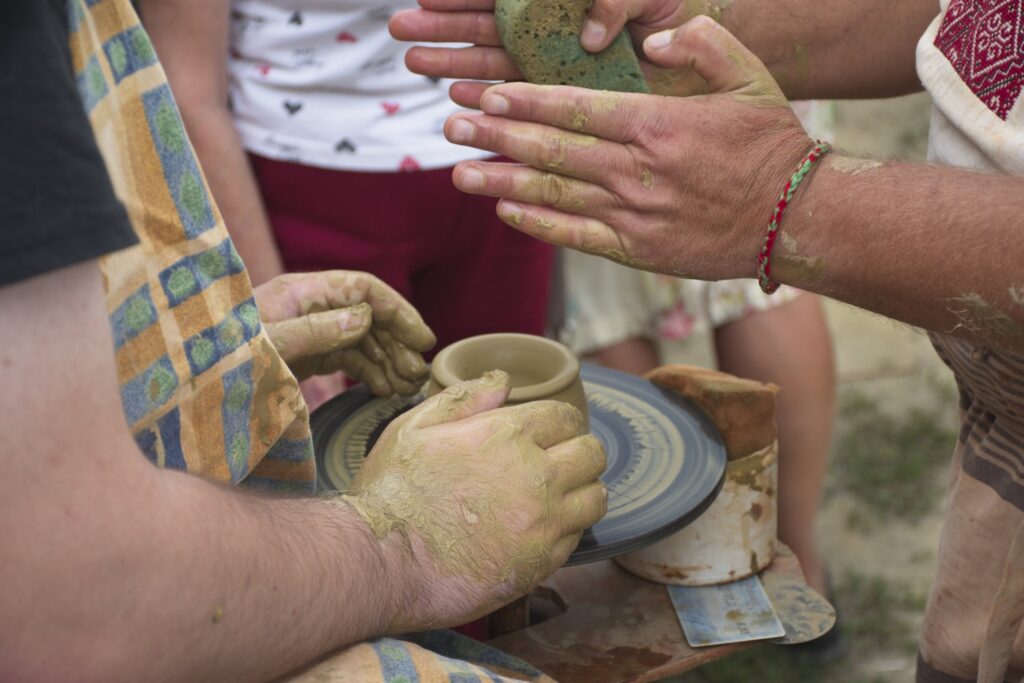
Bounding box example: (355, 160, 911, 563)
(756, 141, 832, 294)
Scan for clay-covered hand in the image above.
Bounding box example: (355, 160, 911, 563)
(389, 0, 715, 103)
(342, 370, 608, 633)
(443, 18, 813, 282)
(254, 271, 436, 396)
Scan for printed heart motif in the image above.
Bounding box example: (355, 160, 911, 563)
(335, 139, 357, 153)
(283, 100, 303, 115)
(381, 101, 400, 115)
(398, 156, 420, 172)
(257, 64, 271, 76)
(337, 31, 358, 43)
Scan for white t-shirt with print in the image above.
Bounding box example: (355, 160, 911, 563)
(228, 0, 491, 172)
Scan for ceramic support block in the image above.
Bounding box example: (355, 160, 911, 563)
(646, 365, 780, 461)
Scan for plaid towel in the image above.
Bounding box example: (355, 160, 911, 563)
(67, 0, 315, 492)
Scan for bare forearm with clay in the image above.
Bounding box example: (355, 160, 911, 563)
(438, 20, 1024, 355)
(767, 159, 1024, 354)
(0, 263, 399, 682)
(390, 0, 937, 104)
(0, 262, 606, 681)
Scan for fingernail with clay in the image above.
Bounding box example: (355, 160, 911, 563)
(482, 369, 510, 385)
(581, 20, 607, 50)
(481, 93, 509, 115)
(447, 118, 476, 144)
(645, 29, 675, 51)
(498, 201, 524, 226)
(458, 167, 485, 190)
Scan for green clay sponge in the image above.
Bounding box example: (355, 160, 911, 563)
(495, 0, 651, 94)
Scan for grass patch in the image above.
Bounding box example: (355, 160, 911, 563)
(830, 390, 956, 523)
(836, 571, 926, 653)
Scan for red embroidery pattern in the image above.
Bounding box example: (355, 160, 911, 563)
(935, 0, 1024, 119)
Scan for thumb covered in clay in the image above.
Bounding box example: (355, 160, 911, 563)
(407, 369, 513, 429)
(641, 16, 784, 102)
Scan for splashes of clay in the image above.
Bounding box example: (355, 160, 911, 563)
(713, 0, 735, 20)
(524, 173, 587, 210)
(829, 157, 883, 176)
(508, 125, 599, 169)
(780, 231, 799, 254)
(722, 42, 787, 107)
(590, 92, 623, 112)
(640, 168, 654, 189)
(683, 0, 733, 23)
(1009, 284, 1024, 309)
(792, 43, 810, 87)
(534, 216, 559, 231)
(575, 221, 630, 265)
(775, 253, 826, 284)
(947, 292, 1024, 342)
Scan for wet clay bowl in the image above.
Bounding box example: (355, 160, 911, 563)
(426, 333, 589, 429)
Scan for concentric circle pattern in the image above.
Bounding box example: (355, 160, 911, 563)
(310, 363, 726, 565)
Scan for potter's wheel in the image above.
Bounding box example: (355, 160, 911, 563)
(311, 363, 726, 565)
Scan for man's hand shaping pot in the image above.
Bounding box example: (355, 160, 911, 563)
(255, 271, 436, 398)
(343, 370, 608, 632)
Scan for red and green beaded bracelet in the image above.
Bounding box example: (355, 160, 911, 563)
(756, 141, 832, 294)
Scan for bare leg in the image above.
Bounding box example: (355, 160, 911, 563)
(584, 336, 660, 374)
(713, 294, 835, 594)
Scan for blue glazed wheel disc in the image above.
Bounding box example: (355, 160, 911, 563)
(311, 363, 727, 566)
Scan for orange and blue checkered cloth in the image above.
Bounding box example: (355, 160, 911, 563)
(68, 0, 315, 492)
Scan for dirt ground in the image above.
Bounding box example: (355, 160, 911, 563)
(657, 93, 961, 682)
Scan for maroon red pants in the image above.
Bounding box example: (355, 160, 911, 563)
(251, 154, 555, 354)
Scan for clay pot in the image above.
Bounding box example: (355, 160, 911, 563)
(427, 333, 588, 429)
(615, 442, 778, 586)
